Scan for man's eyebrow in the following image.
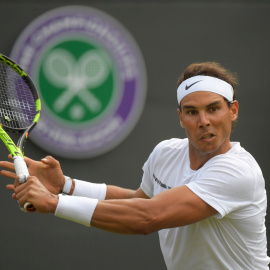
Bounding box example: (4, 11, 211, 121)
(182, 101, 222, 110)
(206, 101, 222, 107)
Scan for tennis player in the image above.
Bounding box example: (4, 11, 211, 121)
(1, 62, 269, 269)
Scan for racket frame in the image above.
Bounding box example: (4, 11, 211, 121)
(0, 53, 41, 213)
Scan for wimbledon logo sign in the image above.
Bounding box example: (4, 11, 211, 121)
(10, 6, 147, 159)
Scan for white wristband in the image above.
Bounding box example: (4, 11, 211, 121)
(73, 179, 107, 200)
(55, 194, 98, 227)
(62, 176, 73, 194)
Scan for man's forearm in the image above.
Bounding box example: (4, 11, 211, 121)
(105, 185, 137, 200)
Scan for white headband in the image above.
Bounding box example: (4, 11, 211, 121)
(177, 75, 233, 105)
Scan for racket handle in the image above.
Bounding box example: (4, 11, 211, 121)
(13, 156, 37, 213)
(23, 202, 36, 213)
(13, 156, 29, 184)
(18, 201, 36, 213)
(20, 203, 36, 213)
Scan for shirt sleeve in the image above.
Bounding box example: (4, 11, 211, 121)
(140, 161, 154, 198)
(186, 156, 256, 218)
(140, 140, 170, 198)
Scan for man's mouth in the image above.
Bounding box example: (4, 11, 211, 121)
(201, 133, 215, 139)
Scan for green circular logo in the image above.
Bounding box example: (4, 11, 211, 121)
(11, 6, 147, 159)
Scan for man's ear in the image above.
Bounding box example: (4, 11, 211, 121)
(177, 108, 184, 128)
(230, 100, 239, 122)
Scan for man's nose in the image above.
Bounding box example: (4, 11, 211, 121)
(198, 111, 210, 127)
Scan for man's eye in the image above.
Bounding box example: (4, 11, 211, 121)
(187, 110, 197, 115)
(209, 107, 218, 112)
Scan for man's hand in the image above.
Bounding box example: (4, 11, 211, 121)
(7, 176, 59, 214)
(0, 155, 65, 195)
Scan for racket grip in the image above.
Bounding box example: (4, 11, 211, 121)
(24, 202, 36, 213)
(19, 202, 36, 213)
(13, 156, 29, 184)
(13, 156, 36, 213)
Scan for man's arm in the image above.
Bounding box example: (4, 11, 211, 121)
(1, 155, 144, 201)
(91, 185, 217, 234)
(105, 185, 149, 200)
(9, 176, 217, 234)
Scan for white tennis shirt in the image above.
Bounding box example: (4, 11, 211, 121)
(141, 138, 270, 270)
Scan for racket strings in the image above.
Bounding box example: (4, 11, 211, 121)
(0, 62, 36, 129)
(0, 108, 32, 127)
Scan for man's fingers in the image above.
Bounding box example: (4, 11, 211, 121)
(17, 194, 28, 208)
(6, 184, 15, 191)
(41, 155, 59, 168)
(14, 178, 20, 188)
(23, 156, 35, 167)
(1, 169, 17, 179)
(14, 177, 39, 208)
(41, 157, 49, 164)
(13, 182, 28, 204)
(0, 161, 15, 171)
(6, 185, 17, 200)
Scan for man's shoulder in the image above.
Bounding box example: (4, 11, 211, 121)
(205, 142, 262, 180)
(149, 138, 188, 161)
(214, 142, 258, 167)
(155, 138, 188, 151)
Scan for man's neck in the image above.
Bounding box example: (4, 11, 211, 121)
(189, 142, 232, 170)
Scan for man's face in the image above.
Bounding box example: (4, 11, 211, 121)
(178, 91, 238, 158)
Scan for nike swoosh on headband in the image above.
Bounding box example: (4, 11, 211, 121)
(177, 75, 234, 105)
(185, 80, 202, 90)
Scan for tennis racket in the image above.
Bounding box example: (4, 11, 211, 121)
(0, 53, 41, 213)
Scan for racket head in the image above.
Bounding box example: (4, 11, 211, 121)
(0, 53, 41, 151)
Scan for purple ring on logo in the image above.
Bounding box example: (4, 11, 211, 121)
(10, 6, 147, 159)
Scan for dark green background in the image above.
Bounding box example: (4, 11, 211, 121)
(0, 1, 269, 269)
